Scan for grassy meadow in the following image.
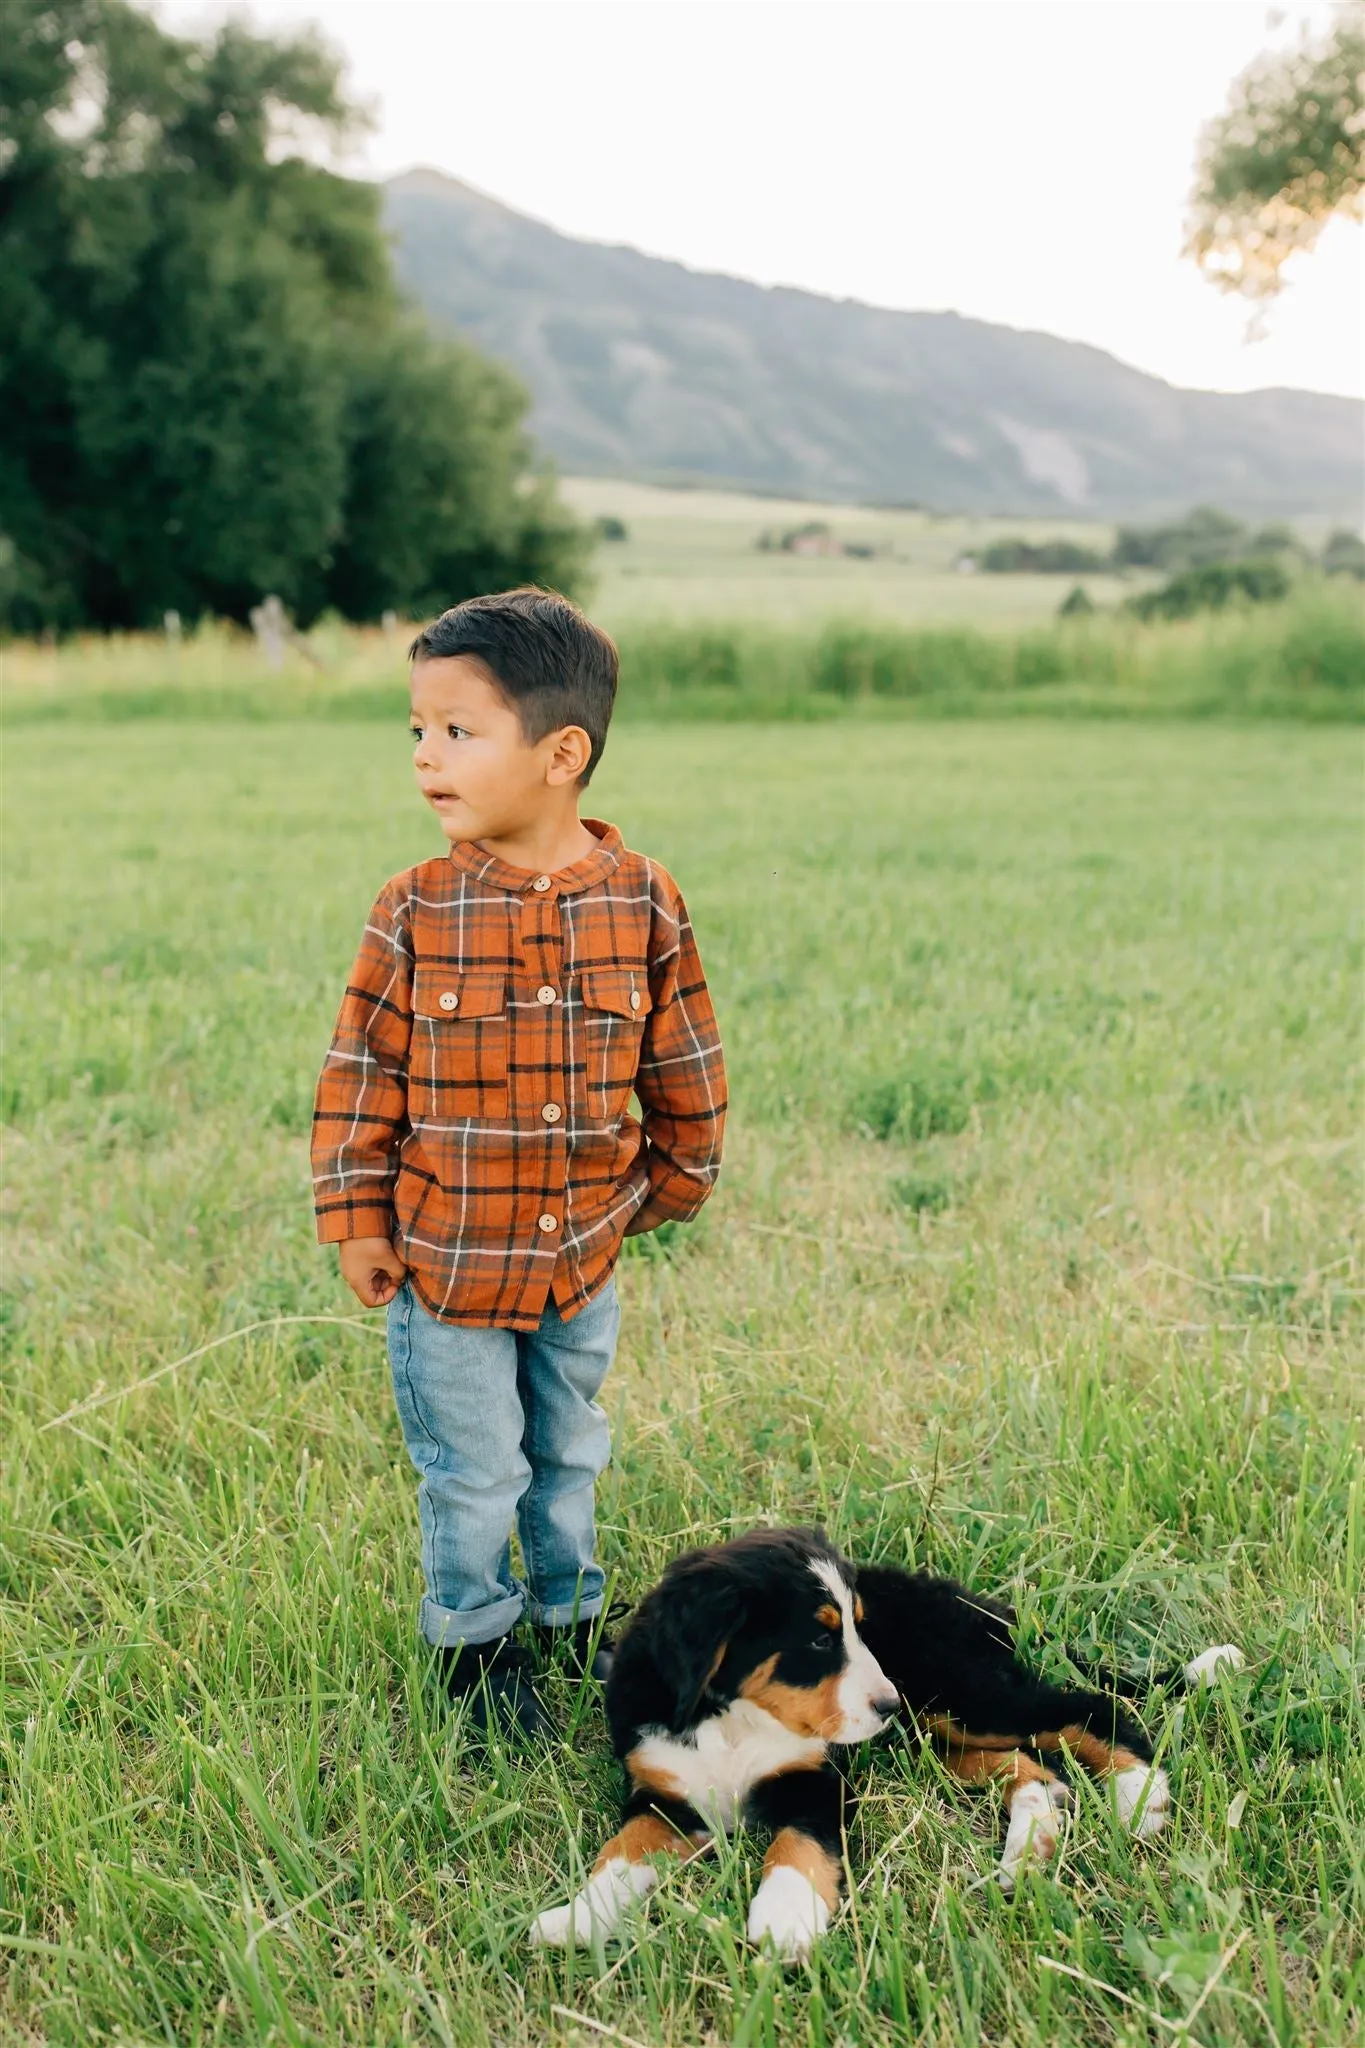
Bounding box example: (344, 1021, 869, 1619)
(2, 711, 1362, 2047)
(4, 573, 1361, 728)
(557, 478, 1143, 628)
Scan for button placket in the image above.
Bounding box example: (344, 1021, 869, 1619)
(518, 889, 568, 1254)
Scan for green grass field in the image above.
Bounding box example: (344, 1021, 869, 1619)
(558, 478, 1142, 628)
(5, 577, 1361, 728)
(2, 718, 1361, 2047)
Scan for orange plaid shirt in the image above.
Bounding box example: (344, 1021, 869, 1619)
(312, 821, 727, 1328)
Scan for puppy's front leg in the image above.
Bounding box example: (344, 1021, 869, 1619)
(745, 1767, 846, 1962)
(530, 1796, 708, 1948)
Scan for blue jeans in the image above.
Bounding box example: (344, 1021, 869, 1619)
(386, 1279, 619, 1649)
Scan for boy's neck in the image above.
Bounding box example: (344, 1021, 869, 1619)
(471, 808, 599, 877)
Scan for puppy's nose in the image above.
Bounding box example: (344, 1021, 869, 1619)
(871, 1689, 900, 1721)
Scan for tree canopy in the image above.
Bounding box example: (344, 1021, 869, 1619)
(1186, 3, 1365, 303)
(0, 0, 588, 630)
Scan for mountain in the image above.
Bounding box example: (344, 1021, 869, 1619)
(384, 169, 1361, 519)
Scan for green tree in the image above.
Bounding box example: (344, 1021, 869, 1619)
(0, 0, 586, 630)
(325, 319, 588, 621)
(1186, 3, 1365, 303)
(1112, 506, 1249, 572)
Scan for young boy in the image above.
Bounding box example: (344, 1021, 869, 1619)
(312, 589, 726, 1742)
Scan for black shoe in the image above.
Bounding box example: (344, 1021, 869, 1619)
(436, 1637, 549, 1744)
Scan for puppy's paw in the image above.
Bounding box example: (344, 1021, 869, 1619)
(1184, 1644, 1245, 1687)
(997, 1779, 1066, 1891)
(1112, 1762, 1171, 1840)
(529, 1901, 580, 1948)
(747, 1867, 830, 1963)
(529, 1858, 655, 1948)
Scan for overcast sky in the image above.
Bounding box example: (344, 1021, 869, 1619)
(166, 0, 1363, 400)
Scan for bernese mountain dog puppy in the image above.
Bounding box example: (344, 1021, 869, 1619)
(531, 1526, 1242, 1961)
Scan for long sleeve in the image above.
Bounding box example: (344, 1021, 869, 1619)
(312, 879, 414, 1244)
(634, 888, 727, 1221)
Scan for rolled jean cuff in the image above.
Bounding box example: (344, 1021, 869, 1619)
(419, 1590, 523, 1650)
(526, 1593, 603, 1628)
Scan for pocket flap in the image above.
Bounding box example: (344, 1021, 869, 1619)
(581, 967, 652, 1020)
(412, 967, 505, 1020)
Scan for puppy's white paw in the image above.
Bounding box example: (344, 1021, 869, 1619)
(529, 1858, 655, 1948)
(747, 1867, 831, 1962)
(1184, 1644, 1245, 1687)
(529, 1902, 578, 1948)
(1112, 1762, 1171, 1840)
(997, 1780, 1066, 1891)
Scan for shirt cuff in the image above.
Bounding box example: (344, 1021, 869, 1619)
(643, 1160, 717, 1224)
(316, 1202, 396, 1245)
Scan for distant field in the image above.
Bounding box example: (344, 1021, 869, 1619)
(559, 476, 1141, 626)
(3, 719, 1360, 2047)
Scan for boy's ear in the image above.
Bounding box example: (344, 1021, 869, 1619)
(545, 723, 592, 785)
(648, 1556, 747, 1733)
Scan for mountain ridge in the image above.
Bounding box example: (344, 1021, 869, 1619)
(383, 168, 1361, 518)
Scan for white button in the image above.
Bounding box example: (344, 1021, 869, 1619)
(532, 874, 552, 893)
(629, 989, 642, 1011)
(541, 1102, 562, 1124)
(437, 990, 459, 1012)
(536, 984, 558, 1005)
(537, 1212, 559, 1232)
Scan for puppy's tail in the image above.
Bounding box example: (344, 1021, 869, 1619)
(1063, 1641, 1245, 1700)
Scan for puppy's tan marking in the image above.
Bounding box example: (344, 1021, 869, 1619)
(939, 1743, 1063, 1799)
(815, 1604, 842, 1631)
(626, 1754, 688, 1802)
(763, 1827, 842, 1911)
(592, 1813, 704, 1874)
(701, 1641, 729, 1692)
(926, 1715, 1026, 1754)
(1028, 1725, 1144, 1778)
(740, 1655, 845, 1740)
(930, 1715, 1144, 1783)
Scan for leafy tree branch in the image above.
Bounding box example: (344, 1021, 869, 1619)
(1185, 2, 1364, 303)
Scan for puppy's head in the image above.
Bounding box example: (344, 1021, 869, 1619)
(640, 1527, 899, 1742)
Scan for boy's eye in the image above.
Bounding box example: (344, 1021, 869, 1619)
(447, 724, 469, 741)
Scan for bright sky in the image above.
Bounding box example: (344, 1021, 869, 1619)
(166, 0, 1363, 399)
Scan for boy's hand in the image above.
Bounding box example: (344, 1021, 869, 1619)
(339, 1236, 409, 1308)
(624, 1198, 673, 1238)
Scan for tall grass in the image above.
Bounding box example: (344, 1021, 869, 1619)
(3, 582, 1361, 724)
(2, 719, 1361, 2045)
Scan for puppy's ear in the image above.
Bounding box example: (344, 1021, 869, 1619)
(649, 1560, 746, 1733)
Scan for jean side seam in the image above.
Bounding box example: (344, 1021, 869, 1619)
(514, 1328, 543, 1593)
(391, 1287, 451, 1612)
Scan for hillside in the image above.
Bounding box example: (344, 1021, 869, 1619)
(383, 169, 1361, 519)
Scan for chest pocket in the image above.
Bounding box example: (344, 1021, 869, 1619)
(410, 967, 508, 1122)
(579, 968, 653, 1120)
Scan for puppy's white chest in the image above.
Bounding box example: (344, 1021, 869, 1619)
(633, 1703, 827, 1833)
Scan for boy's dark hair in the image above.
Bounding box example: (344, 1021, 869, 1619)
(409, 588, 618, 783)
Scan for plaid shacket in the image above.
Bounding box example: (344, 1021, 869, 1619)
(312, 820, 727, 1328)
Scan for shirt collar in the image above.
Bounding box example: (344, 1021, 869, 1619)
(446, 818, 624, 897)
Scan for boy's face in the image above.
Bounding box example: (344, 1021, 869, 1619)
(409, 656, 581, 848)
